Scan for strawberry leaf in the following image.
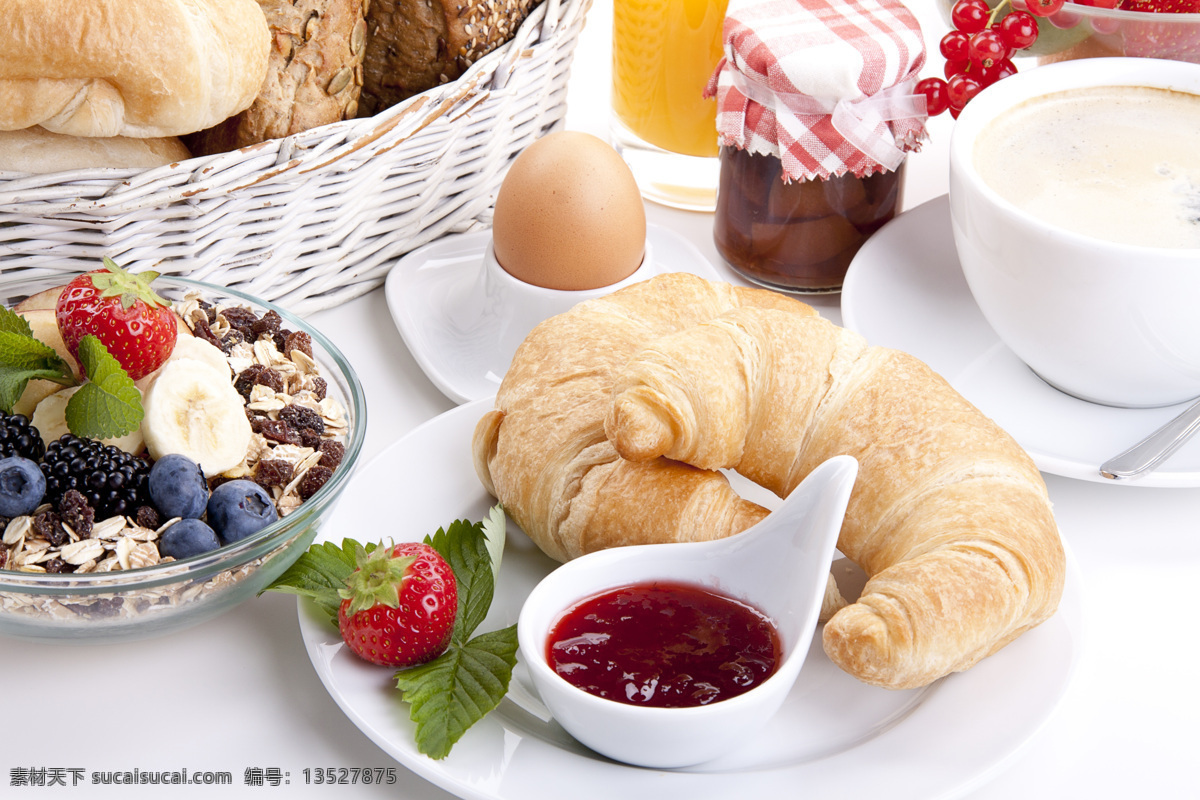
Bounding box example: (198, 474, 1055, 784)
(64, 335, 143, 439)
(264, 539, 379, 624)
(394, 625, 519, 760)
(425, 516, 500, 643)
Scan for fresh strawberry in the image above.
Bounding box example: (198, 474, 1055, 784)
(337, 542, 458, 668)
(1118, 0, 1200, 62)
(55, 258, 177, 381)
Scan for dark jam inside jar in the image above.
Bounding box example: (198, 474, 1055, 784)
(546, 580, 781, 709)
(714, 146, 904, 293)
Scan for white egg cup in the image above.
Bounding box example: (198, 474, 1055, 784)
(517, 455, 859, 769)
(480, 237, 658, 366)
(949, 57, 1200, 408)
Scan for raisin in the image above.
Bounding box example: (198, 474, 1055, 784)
(299, 428, 322, 449)
(299, 466, 333, 500)
(251, 310, 282, 341)
(309, 376, 327, 400)
(284, 330, 313, 359)
(317, 440, 345, 470)
(255, 459, 294, 489)
(280, 404, 324, 434)
(135, 505, 161, 530)
(34, 510, 66, 546)
(43, 557, 73, 574)
(220, 306, 259, 339)
(191, 315, 224, 350)
(251, 417, 302, 446)
(58, 489, 95, 539)
(234, 365, 284, 398)
(220, 329, 245, 353)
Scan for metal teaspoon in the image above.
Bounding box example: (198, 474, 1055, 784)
(1099, 396, 1200, 480)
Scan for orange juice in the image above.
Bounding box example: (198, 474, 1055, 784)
(612, 0, 728, 159)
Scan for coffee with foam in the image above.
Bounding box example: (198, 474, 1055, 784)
(974, 85, 1200, 249)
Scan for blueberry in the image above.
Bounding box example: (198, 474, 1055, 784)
(158, 518, 221, 560)
(148, 454, 209, 519)
(206, 479, 278, 544)
(0, 456, 46, 517)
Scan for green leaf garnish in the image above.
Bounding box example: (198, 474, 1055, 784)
(394, 625, 519, 760)
(64, 335, 144, 440)
(264, 505, 518, 760)
(0, 306, 78, 415)
(262, 539, 379, 624)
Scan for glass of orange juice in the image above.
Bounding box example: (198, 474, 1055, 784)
(611, 0, 728, 211)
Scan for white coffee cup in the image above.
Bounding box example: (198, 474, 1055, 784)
(949, 57, 1200, 409)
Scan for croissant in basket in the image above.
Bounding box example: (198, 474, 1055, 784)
(473, 272, 1065, 690)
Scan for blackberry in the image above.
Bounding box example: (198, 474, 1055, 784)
(40, 435, 152, 520)
(0, 414, 46, 461)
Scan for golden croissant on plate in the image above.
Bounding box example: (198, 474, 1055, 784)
(473, 272, 1065, 689)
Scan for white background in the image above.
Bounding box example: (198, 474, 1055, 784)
(2, 1, 1197, 798)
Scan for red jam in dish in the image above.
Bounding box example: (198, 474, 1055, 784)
(546, 581, 781, 708)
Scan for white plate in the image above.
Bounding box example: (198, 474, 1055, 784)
(385, 226, 725, 405)
(842, 194, 1200, 487)
(298, 398, 1084, 800)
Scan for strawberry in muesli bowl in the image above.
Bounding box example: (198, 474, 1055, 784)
(0, 262, 366, 643)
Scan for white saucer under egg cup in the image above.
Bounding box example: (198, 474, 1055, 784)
(518, 455, 859, 769)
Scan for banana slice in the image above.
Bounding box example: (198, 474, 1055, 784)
(30, 386, 147, 455)
(135, 331, 230, 394)
(142, 360, 252, 477)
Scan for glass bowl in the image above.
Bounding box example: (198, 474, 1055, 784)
(0, 271, 367, 644)
(1038, 2, 1200, 64)
(936, 0, 1200, 65)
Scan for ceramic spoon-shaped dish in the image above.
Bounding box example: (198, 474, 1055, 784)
(517, 455, 859, 769)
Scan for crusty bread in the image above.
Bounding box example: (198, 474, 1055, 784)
(0, 127, 191, 173)
(358, 0, 542, 116)
(186, 0, 368, 155)
(0, 0, 270, 138)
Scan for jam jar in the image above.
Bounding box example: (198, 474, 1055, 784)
(703, 0, 928, 295)
(714, 147, 905, 293)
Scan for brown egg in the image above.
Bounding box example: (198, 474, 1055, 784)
(492, 131, 647, 291)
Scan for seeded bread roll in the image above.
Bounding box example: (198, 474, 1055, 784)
(0, 0, 270, 139)
(358, 0, 543, 116)
(0, 127, 191, 174)
(186, 0, 369, 155)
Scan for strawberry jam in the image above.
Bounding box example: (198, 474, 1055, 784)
(546, 581, 780, 708)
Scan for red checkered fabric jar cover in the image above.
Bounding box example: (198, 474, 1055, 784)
(705, 0, 929, 181)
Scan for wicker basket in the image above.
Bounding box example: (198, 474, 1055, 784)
(0, 0, 592, 314)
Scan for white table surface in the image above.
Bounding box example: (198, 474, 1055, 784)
(4, 2, 1198, 797)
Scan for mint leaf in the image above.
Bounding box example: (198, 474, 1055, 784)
(0, 306, 34, 337)
(264, 538, 377, 623)
(395, 625, 519, 760)
(426, 516, 498, 643)
(0, 308, 78, 414)
(65, 335, 143, 439)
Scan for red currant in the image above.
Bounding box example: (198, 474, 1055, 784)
(1024, 0, 1066, 18)
(940, 30, 971, 62)
(998, 11, 1040, 50)
(951, 0, 992, 33)
(944, 58, 970, 79)
(977, 57, 1018, 86)
(968, 29, 1011, 69)
(916, 77, 951, 116)
(947, 73, 984, 109)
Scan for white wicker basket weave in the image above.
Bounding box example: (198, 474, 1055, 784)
(0, 0, 592, 314)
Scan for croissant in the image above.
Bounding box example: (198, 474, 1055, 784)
(605, 299, 1066, 690)
(472, 273, 804, 563)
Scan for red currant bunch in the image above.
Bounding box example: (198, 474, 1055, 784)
(917, 0, 1061, 119)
